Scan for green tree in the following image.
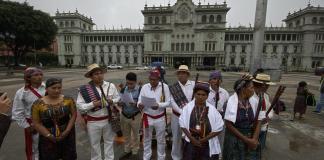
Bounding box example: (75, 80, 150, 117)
(0, 0, 57, 66)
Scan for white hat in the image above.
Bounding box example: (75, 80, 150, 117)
(252, 73, 276, 85)
(84, 64, 107, 78)
(176, 65, 190, 74)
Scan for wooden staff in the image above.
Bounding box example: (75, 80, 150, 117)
(266, 85, 286, 117)
(191, 73, 200, 100)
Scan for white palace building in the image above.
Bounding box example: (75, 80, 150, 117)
(53, 0, 324, 71)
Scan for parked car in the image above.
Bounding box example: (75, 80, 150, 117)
(13, 64, 28, 70)
(196, 65, 215, 71)
(135, 66, 149, 70)
(107, 64, 123, 69)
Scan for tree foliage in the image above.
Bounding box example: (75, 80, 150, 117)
(0, 0, 57, 65)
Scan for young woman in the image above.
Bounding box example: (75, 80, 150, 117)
(223, 74, 265, 160)
(32, 78, 77, 160)
(179, 82, 224, 160)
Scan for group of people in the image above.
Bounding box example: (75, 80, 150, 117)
(0, 63, 316, 160)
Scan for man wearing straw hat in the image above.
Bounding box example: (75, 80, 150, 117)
(252, 73, 275, 150)
(138, 69, 171, 160)
(76, 64, 120, 160)
(169, 65, 195, 160)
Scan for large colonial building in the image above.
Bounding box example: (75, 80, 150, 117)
(53, 0, 324, 71)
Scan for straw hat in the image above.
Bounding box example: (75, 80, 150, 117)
(176, 65, 190, 74)
(252, 73, 276, 85)
(84, 64, 107, 78)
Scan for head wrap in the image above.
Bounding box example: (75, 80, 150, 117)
(233, 74, 253, 93)
(149, 70, 161, 79)
(24, 67, 43, 81)
(45, 78, 62, 88)
(194, 81, 210, 94)
(209, 70, 222, 80)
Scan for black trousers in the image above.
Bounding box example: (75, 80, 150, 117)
(183, 141, 219, 160)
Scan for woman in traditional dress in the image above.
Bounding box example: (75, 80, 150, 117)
(293, 81, 311, 120)
(179, 82, 224, 160)
(32, 78, 77, 160)
(223, 74, 265, 160)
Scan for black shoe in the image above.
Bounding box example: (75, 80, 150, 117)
(120, 152, 132, 159)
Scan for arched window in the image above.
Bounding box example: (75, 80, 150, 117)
(148, 17, 153, 24)
(209, 15, 214, 23)
(162, 16, 167, 24)
(155, 17, 160, 24)
(216, 15, 222, 23)
(312, 17, 318, 24)
(202, 15, 207, 23)
(288, 23, 293, 28)
(191, 43, 195, 51)
(296, 20, 300, 26)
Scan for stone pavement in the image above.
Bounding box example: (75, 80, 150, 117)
(0, 69, 324, 160)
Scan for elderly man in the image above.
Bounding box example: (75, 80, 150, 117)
(169, 65, 195, 160)
(138, 70, 171, 160)
(77, 64, 120, 160)
(252, 73, 275, 150)
(12, 67, 46, 160)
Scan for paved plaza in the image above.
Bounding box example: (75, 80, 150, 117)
(0, 68, 324, 160)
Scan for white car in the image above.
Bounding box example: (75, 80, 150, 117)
(135, 66, 149, 70)
(107, 64, 123, 69)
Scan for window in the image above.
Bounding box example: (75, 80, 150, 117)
(284, 46, 288, 53)
(231, 45, 236, 53)
(230, 57, 235, 65)
(216, 15, 222, 23)
(162, 16, 167, 24)
(312, 17, 317, 24)
(263, 45, 266, 53)
(171, 43, 175, 51)
(155, 17, 160, 24)
(125, 57, 129, 64)
(186, 43, 190, 51)
(176, 43, 180, 51)
(134, 57, 138, 64)
(242, 46, 246, 53)
(240, 57, 245, 65)
(209, 15, 214, 23)
(148, 17, 153, 24)
(60, 21, 64, 27)
(202, 15, 207, 23)
(71, 21, 75, 27)
(181, 43, 185, 51)
(272, 46, 277, 53)
(296, 20, 300, 26)
(294, 46, 298, 53)
(191, 43, 195, 51)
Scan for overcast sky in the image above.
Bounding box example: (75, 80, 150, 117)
(13, 0, 324, 29)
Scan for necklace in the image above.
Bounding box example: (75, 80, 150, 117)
(195, 105, 203, 131)
(239, 100, 249, 118)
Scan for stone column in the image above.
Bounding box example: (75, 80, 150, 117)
(129, 45, 134, 65)
(95, 45, 100, 64)
(112, 45, 117, 64)
(250, 0, 268, 74)
(87, 45, 92, 64)
(120, 45, 125, 65)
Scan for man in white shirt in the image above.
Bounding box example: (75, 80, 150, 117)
(207, 70, 229, 156)
(252, 73, 275, 150)
(138, 70, 171, 160)
(12, 67, 45, 160)
(76, 64, 120, 160)
(169, 65, 195, 160)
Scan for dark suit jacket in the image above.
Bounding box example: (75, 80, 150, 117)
(0, 114, 11, 149)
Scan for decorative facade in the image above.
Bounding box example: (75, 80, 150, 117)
(53, 0, 324, 71)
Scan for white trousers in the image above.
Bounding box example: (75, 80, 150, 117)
(143, 116, 166, 160)
(32, 133, 39, 160)
(87, 120, 115, 160)
(171, 114, 182, 160)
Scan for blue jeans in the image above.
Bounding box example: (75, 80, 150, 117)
(259, 131, 267, 150)
(316, 93, 324, 112)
